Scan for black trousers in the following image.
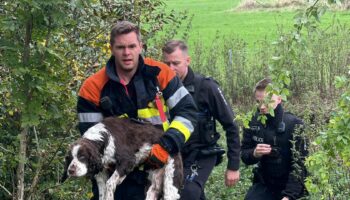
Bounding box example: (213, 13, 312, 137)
(91, 169, 147, 200)
(179, 153, 217, 200)
(245, 182, 283, 200)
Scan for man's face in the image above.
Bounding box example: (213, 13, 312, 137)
(162, 48, 190, 81)
(255, 90, 281, 114)
(110, 32, 142, 73)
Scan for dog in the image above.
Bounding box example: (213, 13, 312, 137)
(61, 117, 183, 200)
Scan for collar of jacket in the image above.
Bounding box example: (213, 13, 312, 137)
(254, 104, 284, 129)
(183, 67, 195, 86)
(105, 55, 161, 83)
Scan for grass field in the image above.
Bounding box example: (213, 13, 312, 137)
(165, 0, 350, 47)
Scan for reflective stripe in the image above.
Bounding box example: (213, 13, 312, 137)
(166, 86, 189, 109)
(162, 121, 169, 131)
(78, 112, 103, 122)
(169, 116, 194, 141)
(138, 108, 167, 125)
(118, 113, 129, 118)
(144, 116, 163, 125)
(138, 107, 161, 119)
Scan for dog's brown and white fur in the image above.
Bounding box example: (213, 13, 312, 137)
(62, 117, 183, 200)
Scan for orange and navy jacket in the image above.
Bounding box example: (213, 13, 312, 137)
(77, 56, 197, 154)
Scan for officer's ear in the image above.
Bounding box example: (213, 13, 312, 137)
(186, 55, 191, 66)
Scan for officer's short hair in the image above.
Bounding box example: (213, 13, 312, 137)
(162, 40, 188, 55)
(254, 78, 272, 93)
(110, 21, 141, 45)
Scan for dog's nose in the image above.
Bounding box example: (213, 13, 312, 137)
(68, 166, 76, 176)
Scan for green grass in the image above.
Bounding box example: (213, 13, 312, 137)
(164, 0, 350, 48)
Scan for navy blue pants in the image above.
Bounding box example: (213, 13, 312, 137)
(179, 154, 217, 200)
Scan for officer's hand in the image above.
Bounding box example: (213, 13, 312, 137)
(253, 144, 271, 158)
(145, 144, 169, 169)
(225, 169, 240, 187)
(281, 197, 289, 200)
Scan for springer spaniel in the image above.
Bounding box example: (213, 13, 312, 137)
(61, 117, 183, 200)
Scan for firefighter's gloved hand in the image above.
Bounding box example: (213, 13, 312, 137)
(145, 144, 169, 169)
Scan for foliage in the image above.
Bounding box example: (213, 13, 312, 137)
(0, 0, 188, 199)
(1, 0, 350, 199)
(305, 71, 350, 199)
(187, 0, 350, 199)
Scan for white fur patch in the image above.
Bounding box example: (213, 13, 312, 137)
(102, 135, 116, 164)
(68, 145, 88, 177)
(105, 170, 126, 200)
(95, 171, 108, 200)
(135, 143, 152, 165)
(146, 168, 164, 200)
(163, 157, 179, 200)
(83, 123, 108, 141)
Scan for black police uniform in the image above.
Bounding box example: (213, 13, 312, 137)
(180, 67, 240, 200)
(241, 104, 308, 200)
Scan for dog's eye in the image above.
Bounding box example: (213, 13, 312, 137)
(79, 155, 86, 160)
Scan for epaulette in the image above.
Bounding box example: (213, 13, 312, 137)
(203, 76, 220, 85)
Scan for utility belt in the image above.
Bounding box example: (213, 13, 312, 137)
(197, 114, 220, 145)
(183, 144, 225, 167)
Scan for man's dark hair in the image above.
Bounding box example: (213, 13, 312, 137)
(162, 40, 188, 54)
(254, 78, 272, 92)
(110, 21, 141, 45)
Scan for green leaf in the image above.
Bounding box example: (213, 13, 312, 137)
(334, 76, 346, 88)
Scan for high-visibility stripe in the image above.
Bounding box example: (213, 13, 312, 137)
(166, 86, 189, 109)
(138, 107, 161, 119)
(169, 116, 194, 141)
(118, 113, 129, 118)
(138, 106, 171, 129)
(78, 113, 103, 122)
(144, 115, 163, 125)
(162, 121, 169, 131)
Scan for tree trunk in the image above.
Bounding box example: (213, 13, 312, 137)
(15, 128, 28, 200)
(16, 6, 33, 199)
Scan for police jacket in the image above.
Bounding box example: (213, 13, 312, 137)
(182, 67, 240, 170)
(241, 104, 308, 200)
(77, 56, 197, 154)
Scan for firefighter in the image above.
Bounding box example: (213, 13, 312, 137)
(77, 21, 197, 200)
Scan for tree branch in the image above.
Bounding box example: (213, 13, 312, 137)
(0, 183, 12, 197)
(0, 145, 13, 153)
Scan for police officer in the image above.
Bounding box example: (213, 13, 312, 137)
(241, 78, 308, 200)
(162, 40, 240, 200)
(77, 22, 197, 200)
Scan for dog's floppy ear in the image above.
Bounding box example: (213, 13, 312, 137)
(60, 152, 72, 183)
(87, 147, 103, 175)
(90, 156, 103, 175)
